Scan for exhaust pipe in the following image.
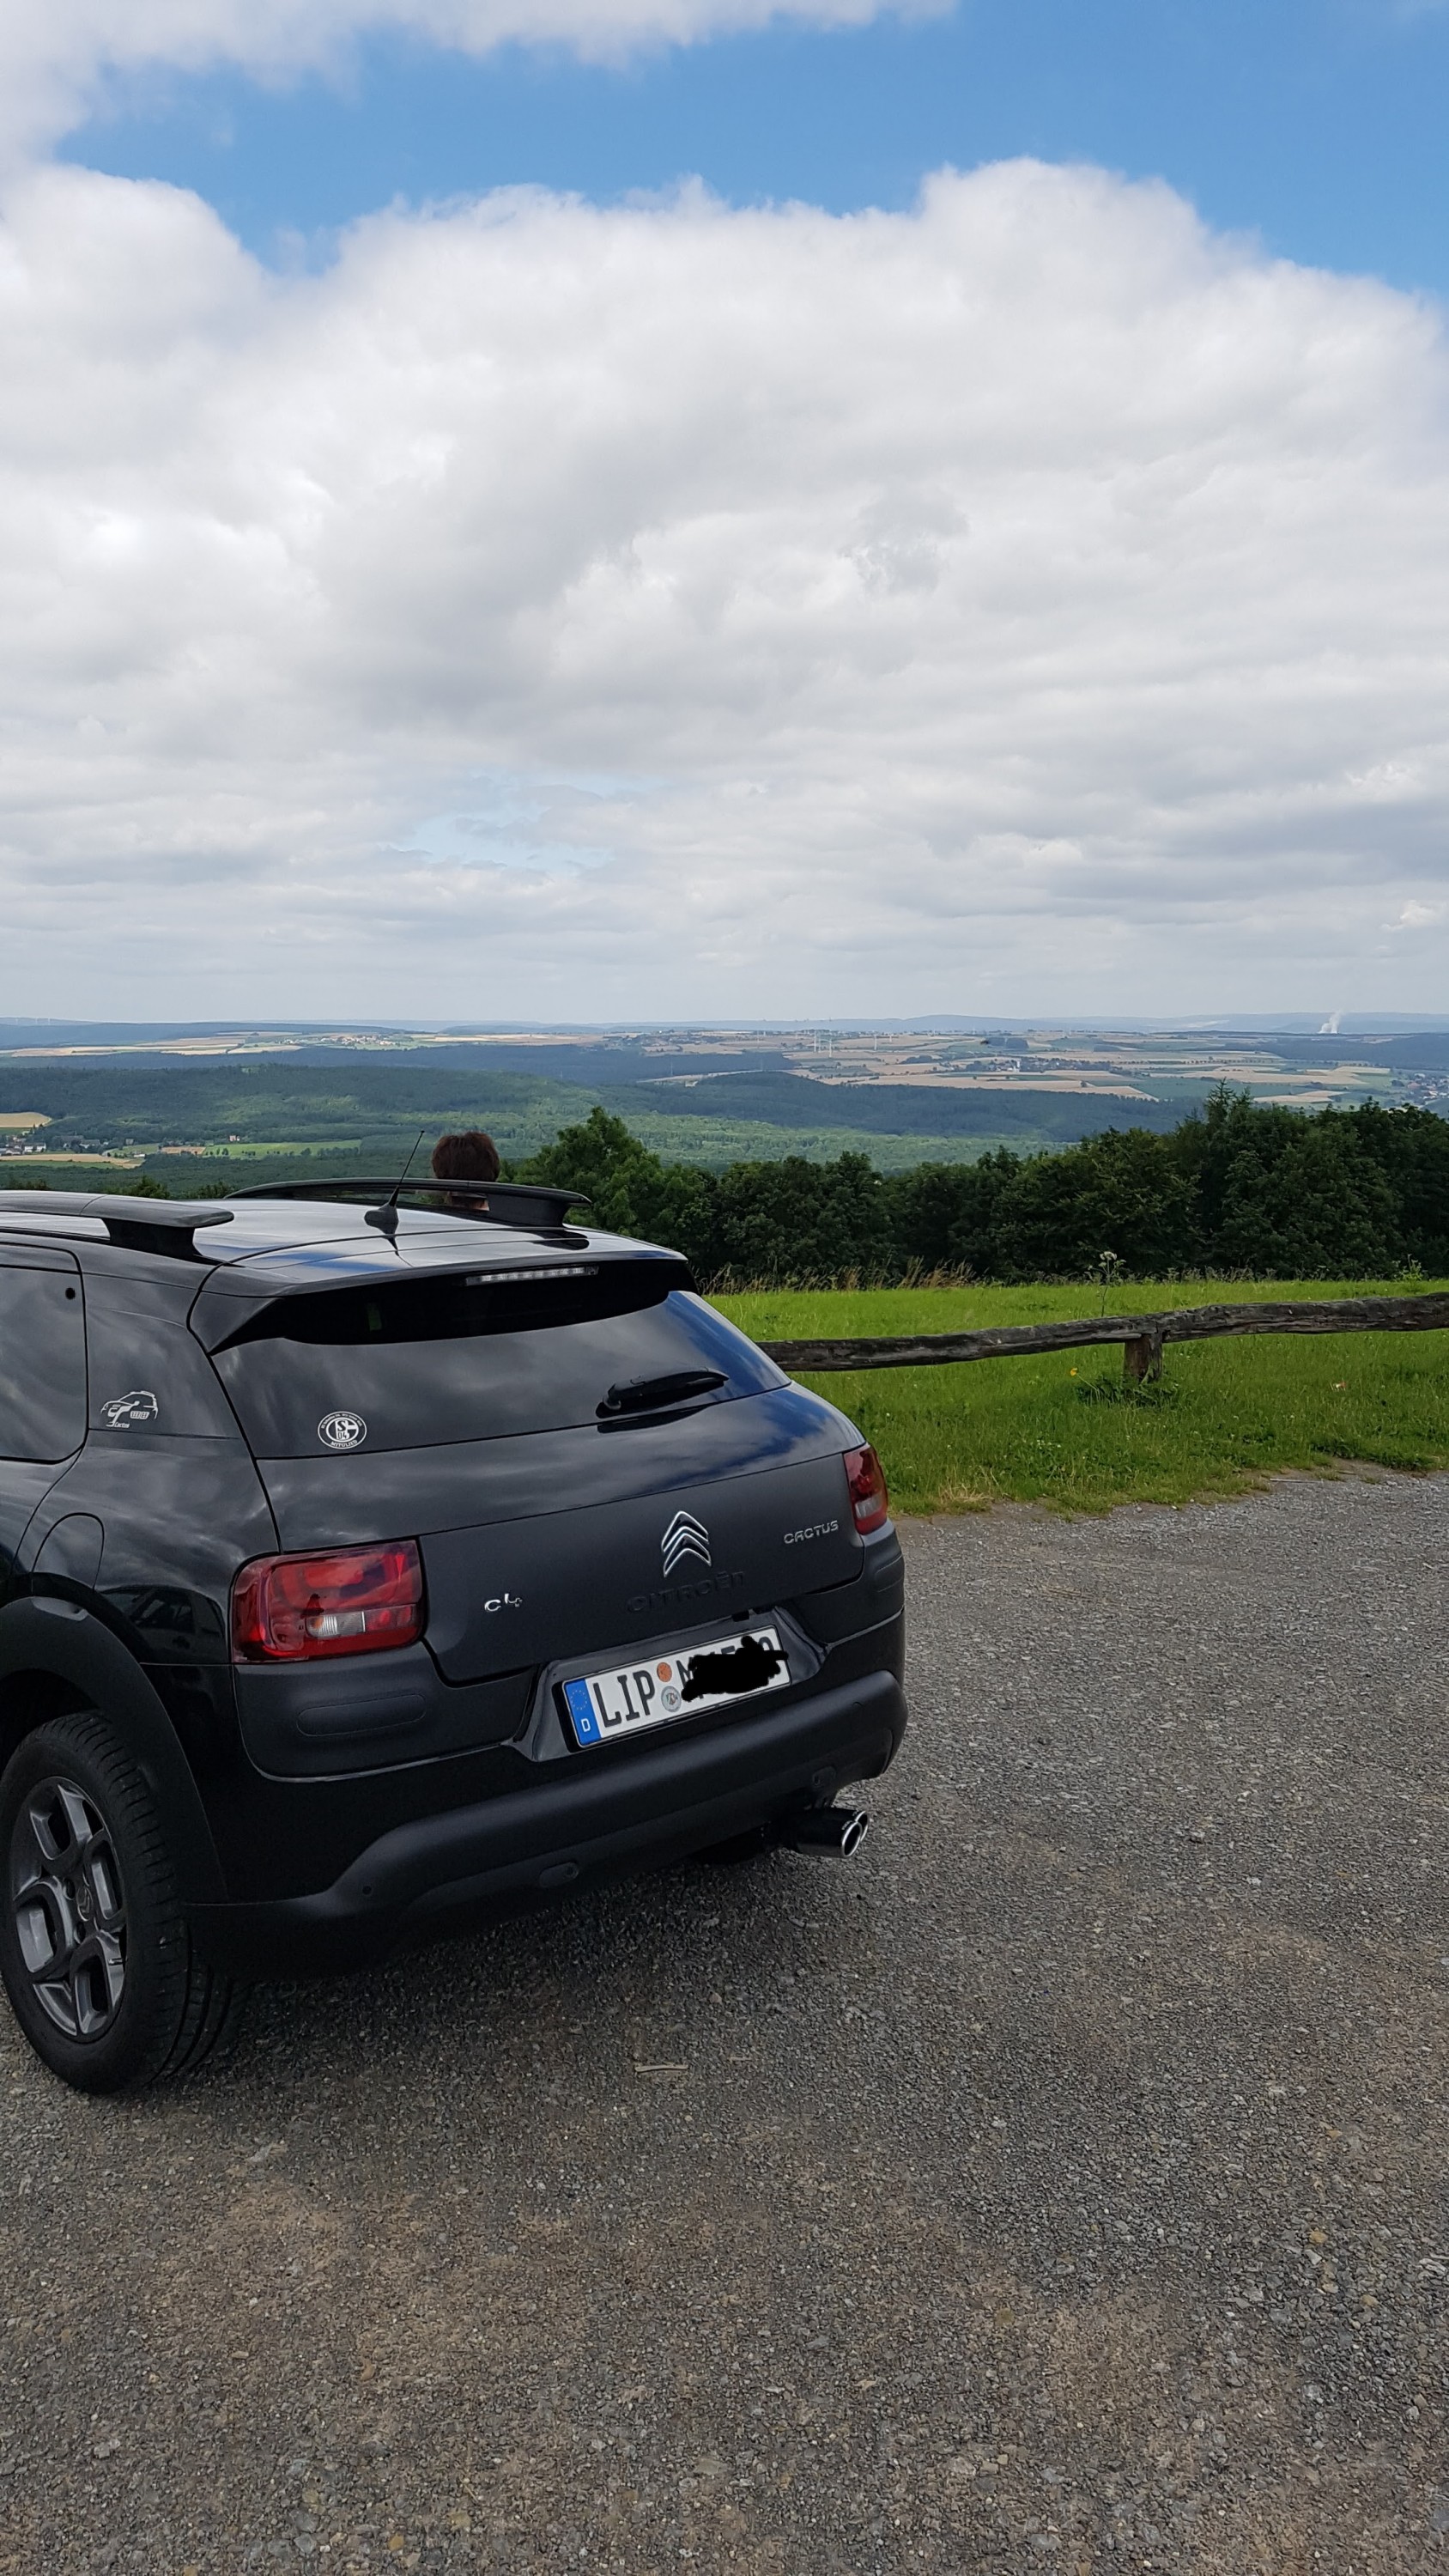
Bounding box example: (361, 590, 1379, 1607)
(773, 1804, 870, 1860)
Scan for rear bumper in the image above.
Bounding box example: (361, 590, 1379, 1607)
(185, 1667, 906, 1977)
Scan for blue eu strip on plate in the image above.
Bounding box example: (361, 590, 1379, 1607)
(563, 1677, 603, 1746)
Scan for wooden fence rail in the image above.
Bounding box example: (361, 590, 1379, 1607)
(760, 1291, 1449, 1385)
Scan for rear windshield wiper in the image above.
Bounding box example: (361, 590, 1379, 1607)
(597, 1368, 727, 1419)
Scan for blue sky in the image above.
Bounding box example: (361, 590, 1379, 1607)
(60, 0, 1449, 294)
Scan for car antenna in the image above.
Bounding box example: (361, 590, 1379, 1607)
(365, 1127, 427, 1238)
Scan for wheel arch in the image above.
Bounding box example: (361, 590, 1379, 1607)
(0, 1603, 227, 1905)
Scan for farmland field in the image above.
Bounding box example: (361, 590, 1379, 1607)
(717, 1278, 1449, 1513)
(0, 1054, 1190, 1180)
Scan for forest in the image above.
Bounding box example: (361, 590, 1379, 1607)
(7, 1082, 1446, 1284)
(511, 1089, 1449, 1283)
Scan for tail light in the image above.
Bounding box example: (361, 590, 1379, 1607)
(232, 1540, 424, 1662)
(843, 1443, 889, 1534)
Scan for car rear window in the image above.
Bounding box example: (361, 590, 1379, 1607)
(209, 1266, 785, 1456)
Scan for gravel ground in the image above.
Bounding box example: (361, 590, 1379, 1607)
(3, 1467, 1448, 2575)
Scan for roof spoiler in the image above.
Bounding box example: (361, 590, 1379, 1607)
(0, 1191, 235, 1260)
(226, 1177, 591, 1236)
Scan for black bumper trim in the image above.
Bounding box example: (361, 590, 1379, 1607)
(186, 1668, 906, 1975)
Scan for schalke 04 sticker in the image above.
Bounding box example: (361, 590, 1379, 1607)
(318, 1409, 367, 1450)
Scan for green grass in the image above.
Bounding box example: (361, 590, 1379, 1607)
(715, 1279, 1449, 1516)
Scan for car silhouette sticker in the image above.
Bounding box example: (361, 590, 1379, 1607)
(100, 1389, 159, 1430)
(318, 1410, 368, 1450)
(660, 1509, 711, 1577)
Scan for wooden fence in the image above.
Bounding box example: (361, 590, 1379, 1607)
(760, 1290, 1449, 1385)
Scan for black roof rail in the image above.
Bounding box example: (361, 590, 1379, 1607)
(225, 1177, 591, 1236)
(0, 1192, 236, 1260)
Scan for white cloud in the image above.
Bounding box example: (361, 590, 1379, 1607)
(3, 0, 927, 163)
(2, 155, 1448, 1017)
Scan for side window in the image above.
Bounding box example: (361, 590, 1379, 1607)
(0, 1264, 87, 1462)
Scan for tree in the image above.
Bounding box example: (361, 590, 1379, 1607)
(512, 1108, 716, 1270)
(883, 1151, 1022, 1274)
(1214, 1120, 1399, 1276)
(992, 1127, 1198, 1279)
(1344, 1101, 1449, 1272)
(708, 1154, 894, 1283)
(512, 1088, 1440, 1285)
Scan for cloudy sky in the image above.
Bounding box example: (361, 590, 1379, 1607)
(3, 0, 1448, 1019)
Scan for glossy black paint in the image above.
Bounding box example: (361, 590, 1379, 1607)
(0, 1598, 227, 1905)
(233, 1649, 530, 1778)
(420, 1435, 859, 1677)
(0, 1203, 907, 1977)
(251, 1379, 854, 1547)
(190, 1665, 906, 1978)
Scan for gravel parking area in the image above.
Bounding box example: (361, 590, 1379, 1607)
(3, 1468, 1447, 2573)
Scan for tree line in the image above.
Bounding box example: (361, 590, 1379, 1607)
(512, 1089, 1449, 1284)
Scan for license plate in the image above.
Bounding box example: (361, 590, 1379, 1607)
(561, 1626, 789, 1748)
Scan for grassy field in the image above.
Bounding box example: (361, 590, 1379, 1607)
(716, 1279, 1449, 1515)
(0, 1057, 1147, 1177)
(1, 1127, 1028, 1191)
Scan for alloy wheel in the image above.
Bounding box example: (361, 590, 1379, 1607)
(9, 1776, 127, 2041)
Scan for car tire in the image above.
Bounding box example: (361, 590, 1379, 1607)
(0, 1710, 244, 2095)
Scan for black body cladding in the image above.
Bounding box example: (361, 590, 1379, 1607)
(0, 1195, 906, 1979)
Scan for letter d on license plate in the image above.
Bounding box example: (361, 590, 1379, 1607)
(561, 1627, 787, 1747)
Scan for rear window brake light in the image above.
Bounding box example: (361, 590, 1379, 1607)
(232, 1540, 423, 1662)
(464, 1265, 599, 1285)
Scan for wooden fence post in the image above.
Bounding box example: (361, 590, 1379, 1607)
(1123, 1327, 1164, 1386)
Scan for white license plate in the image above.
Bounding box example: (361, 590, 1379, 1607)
(561, 1626, 788, 1748)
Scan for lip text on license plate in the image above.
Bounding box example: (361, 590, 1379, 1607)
(561, 1627, 787, 1747)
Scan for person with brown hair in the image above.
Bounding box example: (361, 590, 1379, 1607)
(431, 1130, 500, 1187)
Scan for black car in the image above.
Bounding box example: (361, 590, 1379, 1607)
(0, 1179, 906, 2093)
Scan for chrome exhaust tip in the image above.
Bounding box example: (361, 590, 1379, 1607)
(774, 1804, 870, 1859)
